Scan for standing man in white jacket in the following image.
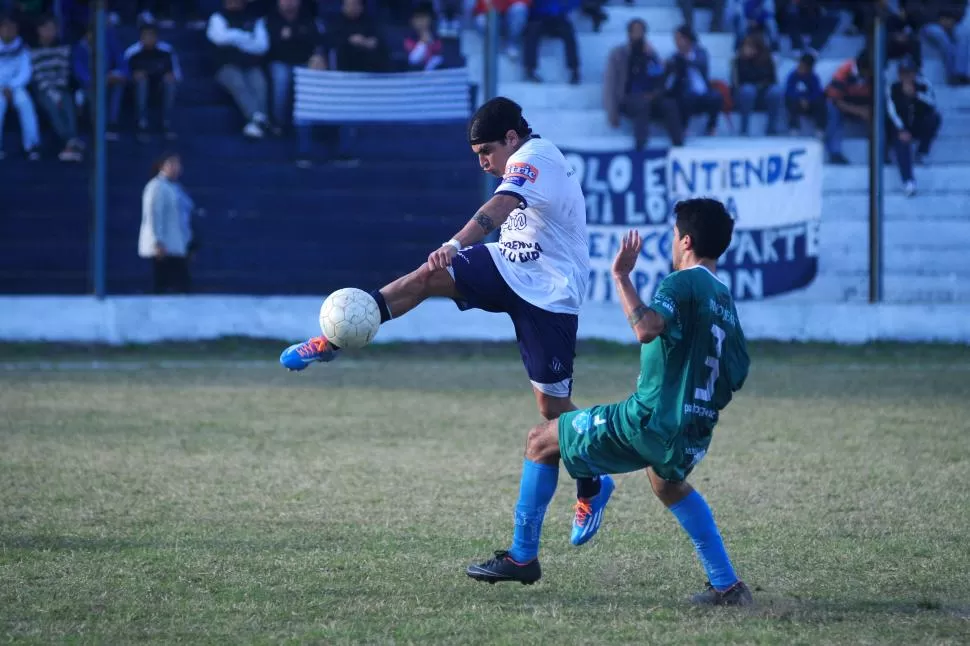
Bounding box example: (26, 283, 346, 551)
(0, 15, 40, 160)
(207, 0, 272, 138)
(139, 153, 193, 294)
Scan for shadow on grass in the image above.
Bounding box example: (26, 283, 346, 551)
(4, 532, 968, 625)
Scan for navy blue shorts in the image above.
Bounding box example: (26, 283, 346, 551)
(450, 244, 578, 398)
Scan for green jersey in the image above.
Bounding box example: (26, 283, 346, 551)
(629, 265, 749, 440)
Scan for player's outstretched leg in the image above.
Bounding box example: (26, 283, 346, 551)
(280, 263, 461, 371)
(467, 420, 560, 585)
(647, 468, 752, 606)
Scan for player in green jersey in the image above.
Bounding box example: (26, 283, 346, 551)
(466, 198, 753, 606)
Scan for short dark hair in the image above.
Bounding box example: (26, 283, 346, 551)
(798, 51, 817, 68)
(675, 24, 696, 43)
(140, 21, 158, 35)
(151, 151, 180, 177)
(467, 96, 532, 145)
(627, 18, 646, 33)
(36, 13, 57, 28)
(412, 1, 435, 18)
(674, 198, 734, 260)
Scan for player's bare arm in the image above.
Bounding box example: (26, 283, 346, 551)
(427, 193, 522, 270)
(611, 229, 665, 344)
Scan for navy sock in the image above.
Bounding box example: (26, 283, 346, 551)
(576, 476, 601, 500)
(669, 489, 739, 590)
(369, 289, 392, 324)
(508, 459, 559, 563)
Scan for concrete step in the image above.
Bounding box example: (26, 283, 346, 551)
(464, 31, 871, 85)
(524, 106, 970, 140)
(824, 194, 970, 218)
(783, 271, 970, 303)
(821, 164, 970, 192)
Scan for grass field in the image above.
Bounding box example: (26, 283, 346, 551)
(2, 341, 969, 645)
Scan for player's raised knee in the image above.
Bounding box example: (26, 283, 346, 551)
(524, 420, 559, 463)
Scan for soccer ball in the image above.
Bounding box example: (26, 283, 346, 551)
(319, 288, 381, 350)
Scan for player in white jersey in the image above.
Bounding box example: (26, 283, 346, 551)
(280, 97, 613, 545)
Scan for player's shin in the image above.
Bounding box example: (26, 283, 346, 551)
(509, 459, 559, 563)
(669, 489, 739, 591)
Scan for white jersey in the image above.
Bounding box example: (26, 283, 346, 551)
(486, 137, 589, 315)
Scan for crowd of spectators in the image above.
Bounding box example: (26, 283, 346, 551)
(0, 4, 181, 161)
(604, 0, 964, 197)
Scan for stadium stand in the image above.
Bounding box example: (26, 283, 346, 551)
(3, 0, 970, 302)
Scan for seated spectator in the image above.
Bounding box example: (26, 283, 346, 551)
(921, 6, 970, 86)
(404, 3, 444, 71)
(730, 0, 778, 50)
(678, 0, 726, 34)
(580, 0, 608, 33)
(30, 14, 82, 160)
(666, 25, 722, 137)
(73, 23, 127, 140)
(785, 50, 825, 136)
(824, 50, 872, 165)
(604, 18, 683, 150)
(731, 30, 781, 136)
(125, 22, 181, 141)
(206, 0, 272, 138)
(887, 57, 941, 197)
(879, 0, 921, 64)
(329, 0, 388, 72)
(782, 0, 838, 53)
(523, 0, 581, 85)
(470, 0, 530, 60)
(0, 14, 39, 160)
(267, 0, 325, 129)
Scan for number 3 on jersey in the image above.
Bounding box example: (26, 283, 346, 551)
(695, 324, 726, 402)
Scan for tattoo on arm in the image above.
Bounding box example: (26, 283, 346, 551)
(474, 212, 496, 234)
(628, 304, 649, 327)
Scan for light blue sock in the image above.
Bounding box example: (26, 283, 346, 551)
(508, 459, 559, 563)
(669, 490, 739, 590)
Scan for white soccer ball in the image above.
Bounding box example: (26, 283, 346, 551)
(319, 288, 380, 350)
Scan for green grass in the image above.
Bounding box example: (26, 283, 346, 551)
(2, 343, 969, 644)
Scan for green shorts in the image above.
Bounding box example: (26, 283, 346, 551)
(558, 397, 713, 483)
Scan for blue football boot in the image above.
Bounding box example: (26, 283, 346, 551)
(279, 336, 338, 371)
(570, 475, 615, 546)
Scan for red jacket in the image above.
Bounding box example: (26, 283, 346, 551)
(472, 0, 532, 15)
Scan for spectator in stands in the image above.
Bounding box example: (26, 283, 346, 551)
(731, 30, 781, 136)
(730, 0, 778, 50)
(73, 23, 127, 140)
(781, 0, 838, 53)
(785, 50, 825, 136)
(207, 0, 272, 138)
(921, 6, 970, 86)
(604, 18, 683, 150)
(30, 15, 83, 161)
(125, 22, 181, 142)
(139, 151, 194, 294)
(469, 0, 530, 60)
(666, 25, 721, 137)
(888, 57, 941, 197)
(824, 50, 872, 165)
(329, 0, 388, 72)
(404, 2, 444, 71)
(267, 0, 325, 130)
(678, 0, 726, 34)
(878, 0, 921, 64)
(0, 14, 39, 160)
(523, 0, 581, 85)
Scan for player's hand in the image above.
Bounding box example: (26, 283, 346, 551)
(611, 229, 642, 278)
(427, 244, 458, 271)
(899, 130, 912, 143)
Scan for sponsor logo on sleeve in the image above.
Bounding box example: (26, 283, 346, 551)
(503, 162, 539, 187)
